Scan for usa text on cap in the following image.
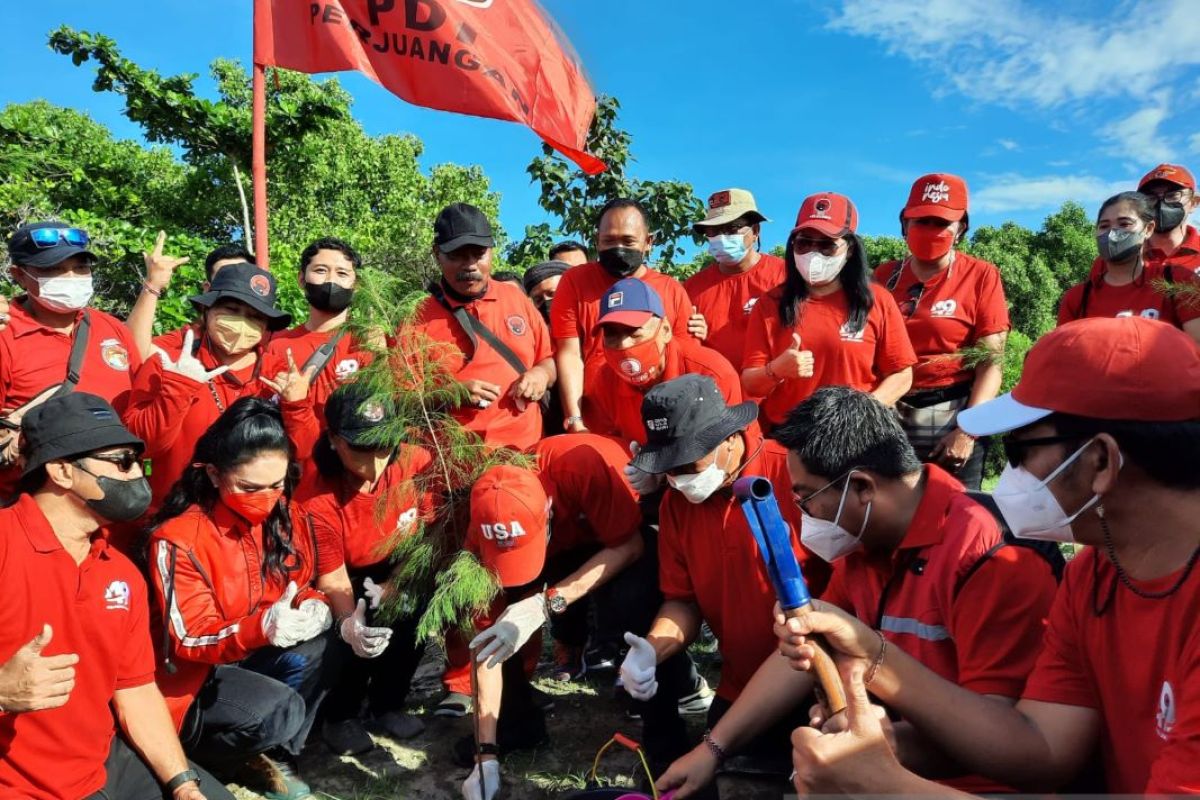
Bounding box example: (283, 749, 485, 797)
(469, 465, 549, 588)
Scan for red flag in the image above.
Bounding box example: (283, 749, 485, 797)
(254, 0, 605, 174)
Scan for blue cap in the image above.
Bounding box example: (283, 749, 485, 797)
(593, 278, 665, 333)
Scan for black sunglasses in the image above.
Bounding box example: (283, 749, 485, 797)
(792, 237, 844, 257)
(899, 282, 925, 318)
(1002, 435, 1082, 468)
(78, 450, 142, 473)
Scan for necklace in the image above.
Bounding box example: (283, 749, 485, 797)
(1101, 511, 1200, 600)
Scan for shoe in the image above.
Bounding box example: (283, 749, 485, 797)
(322, 718, 374, 756)
(547, 641, 586, 681)
(233, 754, 314, 800)
(434, 691, 472, 717)
(678, 676, 715, 716)
(376, 710, 425, 740)
(584, 640, 621, 672)
(530, 686, 556, 712)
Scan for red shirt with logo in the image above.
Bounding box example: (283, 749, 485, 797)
(743, 283, 918, 427)
(0, 495, 155, 800)
(583, 339, 743, 448)
(1146, 225, 1200, 276)
(874, 254, 1010, 390)
(412, 281, 551, 452)
(1022, 547, 1200, 793)
(550, 262, 695, 360)
(684, 253, 787, 371)
(1057, 259, 1200, 329)
(266, 325, 372, 427)
(531, 433, 641, 555)
(658, 433, 829, 701)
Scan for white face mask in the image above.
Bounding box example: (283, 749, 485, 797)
(28, 272, 94, 313)
(667, 449, 728, 504)
(800, 472, 870, 563)
(993, 439, 1116, 543)
(795, 251, 847, 285)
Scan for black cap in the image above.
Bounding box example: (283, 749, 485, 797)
(433, 203, 495, 254)
(324, 383, 396, 448)
(631, 375, 758, 475)
(22, 393, 144, 476)
(188, 262, 292, 331)
(7, 222, 98, 269)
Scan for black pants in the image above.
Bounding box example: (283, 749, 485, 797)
(182, 631, 336, 770)
(911, 438, 989, 491)
(85, 734, 234, 800)
(323, 564, 426, 722)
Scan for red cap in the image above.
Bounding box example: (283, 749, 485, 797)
(959, 317, 1200, 437)
(468, 465, 549, 587)
(902, 173, 968, 221)
(1139, 163, 1196, 191)
(790, 193, 858, 238)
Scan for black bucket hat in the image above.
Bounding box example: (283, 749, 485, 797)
(22, 393, 144, 476)
(7, 222, 98, 269)
(325, 383, 397, 449)
(188, 262, 292, 331)
(631, 374, 758, 475)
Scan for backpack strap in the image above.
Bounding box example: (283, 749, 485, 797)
(57, 310, 91, 395)
(428, 283, 529, 376)
(300, 328, 348, 379)
(956, 491, 1066, 598)
(1078, 280, 1092, 319)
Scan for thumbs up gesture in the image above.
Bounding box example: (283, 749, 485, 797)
(0, 624, 79, 712)
(687, 305, 708, 341)
(770, 332, 815, 380)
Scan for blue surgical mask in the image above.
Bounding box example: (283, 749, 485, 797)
(707, 235, 749, 265)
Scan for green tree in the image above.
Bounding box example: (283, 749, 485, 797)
(1032, 200, 1095, 289)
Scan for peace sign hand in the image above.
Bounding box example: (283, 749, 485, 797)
(153, 329, 230, 384)
(143, 231, 190, 293)
(260, 349, 318, 403)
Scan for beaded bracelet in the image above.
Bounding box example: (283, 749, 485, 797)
(865, 629, 887, 686)
(702, 729, 727, 764)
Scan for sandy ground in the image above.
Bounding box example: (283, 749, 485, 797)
(226, 642, 793, 800)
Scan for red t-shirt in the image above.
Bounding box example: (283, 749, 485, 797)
(743, 283, 918, 426)
(584, 339, 743, 448)
(684, 253, 787, 371)
(1146, 225, 1200, 277)
(1057, 258, 1200, 329)
(550, 262, 695, 360)
(0, 301, 142, 499)
(1022, 547, 1200, 793)
(0, 495, 155, 800)
(531, 433, 641, 555)
(874, 255, 1010, 390)
(266, 325, 372, 427)
(658, 433, 829, 701)
(412, 281, 551, 452)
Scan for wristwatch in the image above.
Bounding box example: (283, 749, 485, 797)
(165, 769, 201, 794)
(545, 587, 568, 615)
(563, 415, 584, 431)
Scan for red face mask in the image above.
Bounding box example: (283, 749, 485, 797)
(906, 224, 956, 261)
(603, 332, 665, 387)
(221, 487, 284, 525)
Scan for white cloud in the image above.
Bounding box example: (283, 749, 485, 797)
(997, 139, 1020, 152)
(973, 173, 1130, 214)
(1101, 96, 1174, 164)
(1189, 132, 1200, 154)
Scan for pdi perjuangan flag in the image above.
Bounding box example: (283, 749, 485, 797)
(255, 0, 605, 174)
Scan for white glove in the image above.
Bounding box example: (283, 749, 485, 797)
(261, 582, 310, 648)
(461, 759, 501, 800)
(297, 597, 333, 641)
(625, 442, 664, 496)
(340, 599, 393, 658)
(468, 594, 547, 669)
(152, 328, 230, 384)
(363, 577, 385, 610)
(619, 631, 659, 701)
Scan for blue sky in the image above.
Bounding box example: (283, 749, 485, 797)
(1, 0, 1199, 255)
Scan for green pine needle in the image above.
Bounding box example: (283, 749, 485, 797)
(1154, 277, 1200, 310)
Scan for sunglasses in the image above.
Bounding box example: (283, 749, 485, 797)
(27, 227, 90, 249)
(792, 237, 844, 257)
(1002, 435, 1082, 468)
(899, 282, 926, 318)
(79, 450, 142, 473)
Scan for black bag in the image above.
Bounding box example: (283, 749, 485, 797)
(957, 490, 1068, 595)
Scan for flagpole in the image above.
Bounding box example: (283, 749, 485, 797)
(251, 61, 269, 270)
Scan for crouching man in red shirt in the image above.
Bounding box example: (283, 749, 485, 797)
(784, 317, 1200, 796)
(0, 392, 230, 800)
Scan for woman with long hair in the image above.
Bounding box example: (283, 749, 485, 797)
(147, 397, 331, 800)
(742, 192, 917, 429)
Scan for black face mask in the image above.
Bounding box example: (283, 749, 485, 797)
(598, 247, 645, 278)
(1097, 229, 1144, 264)
(304, 281, 354, 313)
(76, 468, 153, 522)
(1154, 201, 1187, 234)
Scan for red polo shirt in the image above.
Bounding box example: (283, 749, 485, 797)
(684, 253, 787, 370)
(1022, 548, 1200, 793)
(550, 262, 695, 360)
(0, 495, 155, 800)
(658, 433, 829, 702)
(531, 433, 641, 555)
(874, 255, 1010, 390)
(583, 339, 743, 448)
(1146, 225, 1200, 276)
(0, 300, 142, 499)
(1057, 258, 1200, 329)
(412, 281, 551, 452)
(743, 284, 917, 427)
(266, 325, 372, 427)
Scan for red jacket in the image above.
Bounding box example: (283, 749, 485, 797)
(146, 501, 323, 728)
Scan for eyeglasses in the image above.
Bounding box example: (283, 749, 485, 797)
(898, 282, 926, 318)
(705, 223, 752, 238)
(1002, 435, 1082, 468)
(794, 468, 857, 516)
(1142, 189, 1190, 203)
(792, 237, 844, 257)
(79, 450, 142, 473)
(27, 227, 90, 249)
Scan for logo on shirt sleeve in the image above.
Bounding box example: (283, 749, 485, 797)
(506, 315, 527, 336)
(99, 339, 131, 371)
(104, 580, 131, 611)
